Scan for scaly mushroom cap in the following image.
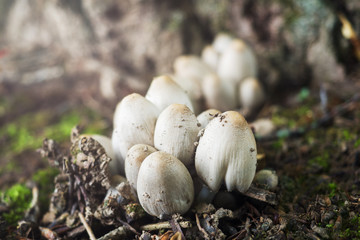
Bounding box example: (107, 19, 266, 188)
(238, 77, 265, 111)
(217, 39, 257, 86)
(125, 144, 157, 190)
(112, 93, 160, 173)
(137, 151, 194, 219)
(145, 75, 194, 112)
(197, 109, 221, 129)
(154, 104, 201, 166)
(195, 111, 257, 192)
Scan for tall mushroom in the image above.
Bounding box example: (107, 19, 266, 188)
(154, 104, 201, 166)
(195, 111, 257, 192)
(137, 151, 194, 219)
(112, 93, 160, 173)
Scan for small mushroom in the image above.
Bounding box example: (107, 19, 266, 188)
(145, 75, 194, 112)
(112, 93, 160, 173)
(154, 104, 201, 166)
(173, 55, 213, 83)
(125, 144, 157, 190)
(137, 151, 194, 219)
(250, 118, 275, 138)
(197, 109, 221, 129)
(253, 169, 278, 190)
(202, 73, 237, 111)
(212, 33, 233, 54)
(217, 39, 257, 87)
(195, 111, 257, 192)
(201, 45, 218, 70)
(238, 77, 265, 111)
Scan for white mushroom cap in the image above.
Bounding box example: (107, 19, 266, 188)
(217, 39, 257, 87)
(201, 45, 219, 70)
(154, 104, 201, 166)
(238, 77, 265, 111)
(112, 93, 160, 173)
(125, 144, 157, 190)
(171, 74, 203, 114)
(202, 73, 237, 111)
(197, 109, 221, 129)
(145, 75, 194, 112)
(212, 33, 233, 54)
(195, 111, 257, 192)
(113, 101, 122, 129)
(173, 55, 213, 82)
(137, 151, 194, 219)
(250, 118, 275, 137)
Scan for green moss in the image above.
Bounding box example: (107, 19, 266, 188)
(1, 184, 32, 225)
(308, 152, 330, 171)
(32, 168, 59, 214)
(340, 215, 360, 239)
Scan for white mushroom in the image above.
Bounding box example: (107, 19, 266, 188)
(137, 151, 194, 219)
(145, 75, 194, 112)
(173, 55, 213, 83)
(201, 45, 218, 70)
(197, 109, 221, 129)
(217, 39, 257, 88)
(171, 74, 203, 114)
(154, 104, 201, 166)
(202, 73, 237, 111)
(125, 144, 157, 190)
(212, 33, 233, 54)
(195, 111, 257, 192)
(238, 77, 265, 111)
(250, 118, 275, 138)
(112, 93, 160, 173)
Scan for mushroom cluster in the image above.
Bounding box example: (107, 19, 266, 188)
(93, 33, 268, 219)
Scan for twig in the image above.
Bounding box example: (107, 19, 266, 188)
(116, 217, 141, 236)
(169, 217, 186, 240)
(195, 214, 210, 240)
(242, 185, 277, 205)
(78, 212, 96, 240)
(96, 226, 128, 240)
(140, 220, 192, 231)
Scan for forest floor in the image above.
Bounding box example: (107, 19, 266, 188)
(0, 76, 360, 239)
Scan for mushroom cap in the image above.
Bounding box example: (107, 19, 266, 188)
(171, 74, 203, 114)
(217, 39, 257, 86)
(197, 109, 221, 129)
(201, 45, 219, 70)
(173, 55, 213, 82)
(154, 104, 201, 166)
(195, 111, 257, 192)
(145, 75, 194, 112)
(125, 144, 157, 190)
(250, 118, 275, 137)
(238, 77, 265, 110)
(253, 169, 278, 190)
(202, 73, 237, 111)
(111, 93, 160, 173)
(212, 33, 233, 54)
(137, 151, 194, 219)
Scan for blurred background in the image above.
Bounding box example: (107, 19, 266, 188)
(0, 0, 359, 186)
